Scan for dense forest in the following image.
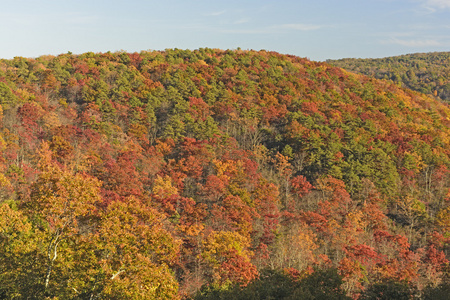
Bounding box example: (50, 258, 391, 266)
(0, 48, 449, 299)
(328, 52, 450, 103)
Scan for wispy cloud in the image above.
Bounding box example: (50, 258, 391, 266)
(273, 24, 323, 31)
(383, 37, 442, 47)
(220, 28, 274, 34)
(63, 13, 99, 25)
(418, 0, 450, 13)
(424, 0, 450, 8)
(203, 10, 227, 17)
(219, 23, 325, 35)
(0, 12, 99, 26)
(233, 18, 250, 25)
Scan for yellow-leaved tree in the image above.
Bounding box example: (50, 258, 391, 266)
(0, 142, 181, 299)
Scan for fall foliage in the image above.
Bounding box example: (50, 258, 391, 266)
(0, 49, 449, 299)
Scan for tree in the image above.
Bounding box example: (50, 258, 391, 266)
(0, 81, 20, 110)
(92, 197, 181, 300)
(22, 141, 101, 298)
(201, 230, 258, 286)
(360, 279, 416, 300)
(0, 200, 35, 298)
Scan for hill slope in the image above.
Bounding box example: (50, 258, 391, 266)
(0, 49, 449, 299)
(328, 51, 450, 102)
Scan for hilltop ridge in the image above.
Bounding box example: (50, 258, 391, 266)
(328, 51, 450, 102)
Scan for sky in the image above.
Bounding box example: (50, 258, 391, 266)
(0, 0, 449, 61)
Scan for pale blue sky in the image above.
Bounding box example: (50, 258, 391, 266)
(1, 0, 449, 61)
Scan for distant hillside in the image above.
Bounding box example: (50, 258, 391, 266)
(328, 51, 450, 102)
(0, 49, 449, 299)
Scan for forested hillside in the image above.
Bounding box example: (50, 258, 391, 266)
(328, 52, 450, 102)
(0, 49, 449, 299)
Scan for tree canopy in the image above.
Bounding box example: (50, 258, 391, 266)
(0, 48, 449, 299)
